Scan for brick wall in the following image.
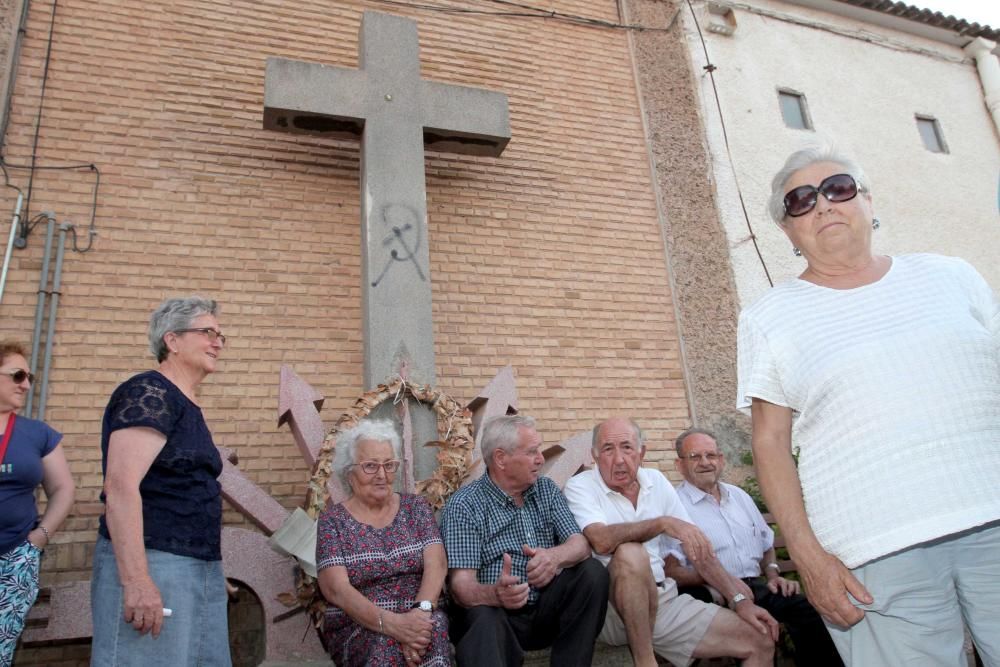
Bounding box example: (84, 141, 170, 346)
(3, 0, 693, 661)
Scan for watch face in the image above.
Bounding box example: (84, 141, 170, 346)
(418, 601, 433, 612)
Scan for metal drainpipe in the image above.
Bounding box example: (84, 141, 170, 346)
(0, 191, 23, 307)
(37, 222, 68, 421)
(964, 38, 1000, 136)
(25, 213, 54, 418)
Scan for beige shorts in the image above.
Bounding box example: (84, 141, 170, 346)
(599, 582, 719, 667)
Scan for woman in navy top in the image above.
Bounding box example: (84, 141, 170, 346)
(90, 296, 232, 666)
(0, 341, 74, 667)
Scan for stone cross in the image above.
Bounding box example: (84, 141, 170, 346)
(264, 10, 510, 389)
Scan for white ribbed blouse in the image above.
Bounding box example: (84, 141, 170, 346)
(737, 254, 1000, 567)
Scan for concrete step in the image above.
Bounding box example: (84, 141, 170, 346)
(523, 643, 683, 666)
(260, 645, 715, 666)
(260, 646, 644, 667)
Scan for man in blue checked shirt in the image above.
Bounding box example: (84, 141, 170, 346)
(441, 414, 609, 666)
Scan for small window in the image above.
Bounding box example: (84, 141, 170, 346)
(915, 115, 948, 153)
(778, 90, 811, 130)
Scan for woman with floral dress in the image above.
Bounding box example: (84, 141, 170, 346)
(316, 419, 449, 667)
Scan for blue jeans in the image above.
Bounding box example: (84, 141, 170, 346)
(90, 535, 231, 667)
(0, 540, 42, 667)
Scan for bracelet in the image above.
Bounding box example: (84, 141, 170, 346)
(377, 611, 384, 634)
(37, 525, 50, 542)
(765, 562, 780, 572)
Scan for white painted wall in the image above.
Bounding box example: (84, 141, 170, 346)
(684, 0, 1000, 307)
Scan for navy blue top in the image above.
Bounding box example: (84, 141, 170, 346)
(0, 416, 61, 555)
(98, 371, 223, 561)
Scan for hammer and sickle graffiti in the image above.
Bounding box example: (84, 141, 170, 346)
(371, 203, 427, 287)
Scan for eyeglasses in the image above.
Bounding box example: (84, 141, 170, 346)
(680, 452, 721, 463)
(783, 173, 860, 218)
(353, 460, 401, 475)
(0, 369, 34, 384)
(173, 328, 226, 345)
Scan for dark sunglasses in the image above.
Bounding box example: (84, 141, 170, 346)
(1, 369, 34, 384)
(783, 173, 860, 218)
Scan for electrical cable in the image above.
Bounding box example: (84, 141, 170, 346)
(23, 0, 59, 227)
(685, 0, 773, 287)
(1, 159, 99, 251)
(363, 0, 674, 31)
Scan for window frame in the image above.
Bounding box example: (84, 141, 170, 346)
(777, 88, 813, 131)
(915, 114, 949, 154)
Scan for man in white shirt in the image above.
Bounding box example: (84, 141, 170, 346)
(564, 417, 778, 667)
(666, 428, 842, 666)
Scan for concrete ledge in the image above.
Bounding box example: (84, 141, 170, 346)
(524, 643, 673, 666)
(261, 643, 681, 666)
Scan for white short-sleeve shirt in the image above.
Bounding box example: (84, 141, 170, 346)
(737, 254, 1000, 567)
(565, 467, 690, 583)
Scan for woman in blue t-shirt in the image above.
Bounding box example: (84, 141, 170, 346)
(0, 341, 74, 667)
(90, 296, 232, 666)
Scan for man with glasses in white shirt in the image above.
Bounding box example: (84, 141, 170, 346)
(667, 427, 841, 666)
(564, 418, 778, 667)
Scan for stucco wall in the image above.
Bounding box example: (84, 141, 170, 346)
(686, 0, 1000, 309)
(623, 0, 752, 453)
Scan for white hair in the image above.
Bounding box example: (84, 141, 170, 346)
(480, 414, 536, 470)
(332, 419, 402, 492)
(768, 145, 870, 225)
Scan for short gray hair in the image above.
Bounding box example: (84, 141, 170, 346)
(768, 146, 870, 225)
(480, 415, 536, 470)
(149, 296, 219, 362)
(332, 419, 402, 492)
(674, 427, 718, 456)
(591, 418, 645, 453)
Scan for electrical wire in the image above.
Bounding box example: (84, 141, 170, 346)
(1, 159, 99, 252)
(685, 0, 773, 287)
(23, 0, 59, 227)
(363, 0, 674, 31)
(0, 162, 21, 195)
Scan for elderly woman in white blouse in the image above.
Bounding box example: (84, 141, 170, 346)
(737, 146, 1000, 666)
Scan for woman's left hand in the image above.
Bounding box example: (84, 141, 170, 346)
(385, 609, 431, 660)
(403, 639, 427, 667)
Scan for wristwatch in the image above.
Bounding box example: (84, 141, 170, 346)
(413, 600, 435, 612)
(729, 593, 748, 609)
